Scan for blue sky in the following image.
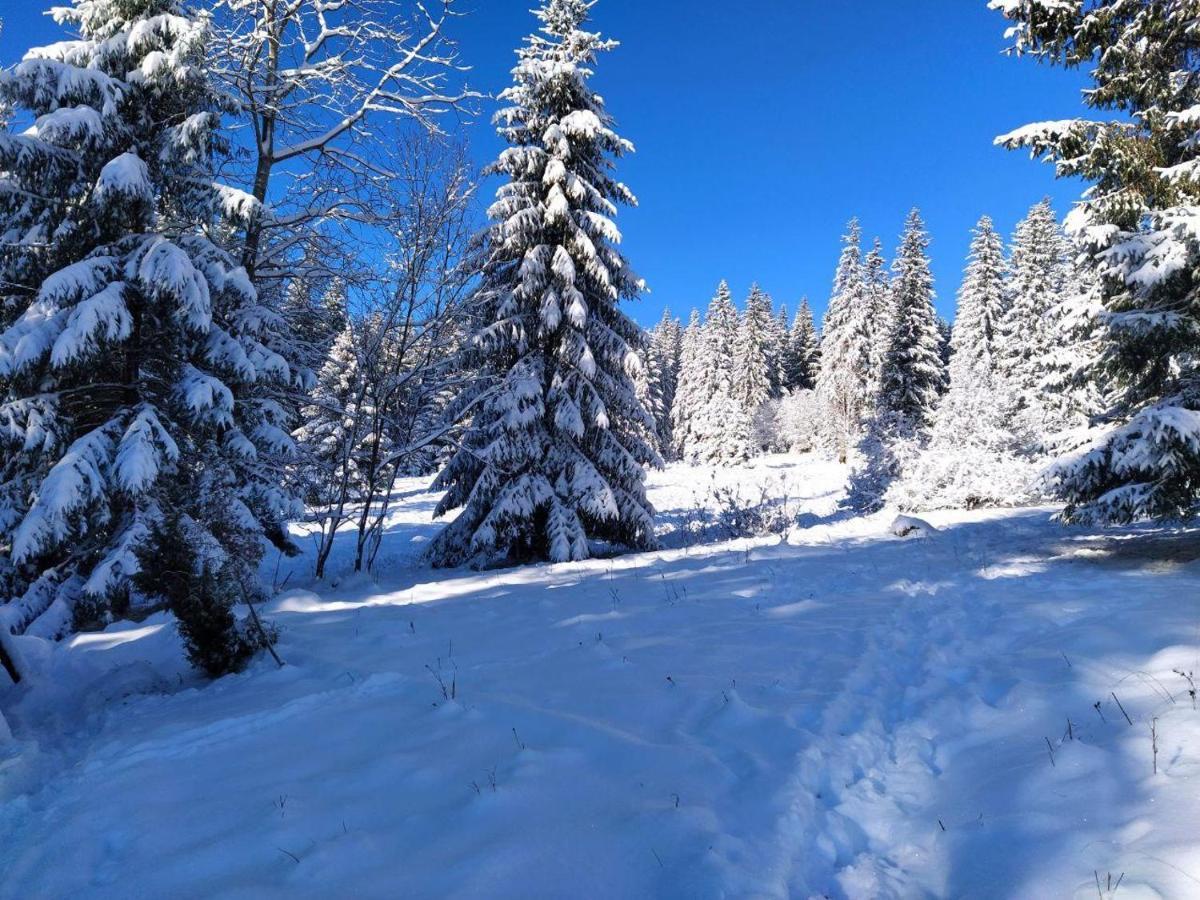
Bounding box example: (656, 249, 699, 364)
(1, 1, 1090, 327)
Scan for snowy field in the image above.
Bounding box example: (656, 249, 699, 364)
(2, 455, 1199, 899)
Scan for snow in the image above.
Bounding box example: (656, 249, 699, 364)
(2, 455, 1200, 898)
(889, 514, 937, 537)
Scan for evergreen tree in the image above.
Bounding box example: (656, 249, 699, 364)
(430, 0, 657, 567)
(863, 237, 893, 403)
(816, 220, 875, 462)
(893, 215, 1035, 510)
(786, 298, 820, 390)
(679, 282, 752, 462)
(670, 309, 706, 458)
(732, 284, 773, 418)
(768, 304, 790, 398)
(1001, 200, 1071, 411)
(877, 209, 945, 437)
(0, 0, 299, 675)
(648, 308, 682, 456)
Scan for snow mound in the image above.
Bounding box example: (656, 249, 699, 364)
(889, 514, 938, 538)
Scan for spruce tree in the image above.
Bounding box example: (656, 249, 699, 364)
(876, 209, 945, 437)
(816, 220, 875, 462)
(863, 238, 894, 405)
(893, 216, 1034, 510)
(1001, 200, 1071, 412)
(0, 0, 299, 674)
(670, 309, 707, 459)
(786, 298, 820, 391)
(732, 284, 773, 419)
(430, 0, 657, 567)
(768, 304, 790, 398)
(648, 308, 682, 456)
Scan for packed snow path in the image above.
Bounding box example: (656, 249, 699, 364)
(2, 458, 1199, 898)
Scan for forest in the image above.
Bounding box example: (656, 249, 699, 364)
(1, 1, 1199, 897)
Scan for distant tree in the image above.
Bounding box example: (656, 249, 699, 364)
(893, 215, 1035, 510)
(732, 285, 773, 418)
(786, 298, 820, 390)
(816, 220, 875, 463)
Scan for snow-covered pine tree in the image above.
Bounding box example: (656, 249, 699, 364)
(850, 211, 945, 510)
(892, 215, 1035, 510)
(670, 308, 706, 459)
(429, 0, 657, 567)
(876, 209, 945, 438)
(674, 282, 752, 463)
(732, 284, 773, 420)
(768, 304, 789, 398)
(816, 220, 875, 463)
(0, 0, 300, 678)
(863, 237, 894, 404)
(786, 298, 820, 391)
(1000, 199, 1071, 427)
(648, 308, 682, 456)
(281, 278, 348, 375)
(633, 342, 666, 455)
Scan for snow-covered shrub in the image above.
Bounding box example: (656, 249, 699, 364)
(772, 390, 821, 454)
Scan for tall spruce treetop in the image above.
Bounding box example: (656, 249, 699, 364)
(430, 0, 656, 567)
(787, 297, 820, 390)
(993, 0, 1200, 522)
(863, 237, 894, 396)
(1001, 199, 1070, 395)
(0, 0, 299, 671)
(951, 215, 1008, 394)
(877, 209, 945, 436)
(732, 284, 773, 415)
(817, 220, 875, 461)
(670, 308, 706, 456)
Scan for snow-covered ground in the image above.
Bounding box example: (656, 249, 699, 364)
(2, 455, 1199, 898)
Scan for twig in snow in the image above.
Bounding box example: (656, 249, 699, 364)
(277, 847, 300, 864)
(651, 848, 664, 868)
(1151, 718, 1159, 775)
(1112, 692, 1134, 726)
(1045, 737, 1056, 767)
(512, 727, 526, 751)
(1174, 669, 1196, 710)
(1094, 701, 1107, 723)
(1062, 651, 1072, 668)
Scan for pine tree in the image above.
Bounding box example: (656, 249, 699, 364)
(0, 0, 299, 675)
(893, 215, 1034, 510)
(768, 304, 790, 398)
(430, 0, 657, 567)
(732, 284, 773, 419)
(863, 238, 894, 404)
(786, 298, 820, 390)
(648, 308, 682, 456)
(671, 308, 707, 458)
(816, 220, 875, 462)
(1001, 200, 1071, 417)
(877, 209, 945, 437)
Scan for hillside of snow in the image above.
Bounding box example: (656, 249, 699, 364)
(2, 455, 1199, 898)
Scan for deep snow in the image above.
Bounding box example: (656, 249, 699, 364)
(1, 455, 1199, 898)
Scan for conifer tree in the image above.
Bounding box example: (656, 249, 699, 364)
(670, 309, 706, 458)
(768, 304, 790, 398)
(732, 285, 773, 418)
(893, 216, 1034, 510)
(1001, 200, 1071, 411)
(0, 0, 299, 675)
(876, 209, 945, 437)
(816, 220, 875, 462)
(430, 0, 657, 567)
(786, 298, 820, 391)
(648, 308, 682, 456)
(863, 238, 894, 403)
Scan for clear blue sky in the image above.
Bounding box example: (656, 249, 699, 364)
(1, 1, 1089, 327)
